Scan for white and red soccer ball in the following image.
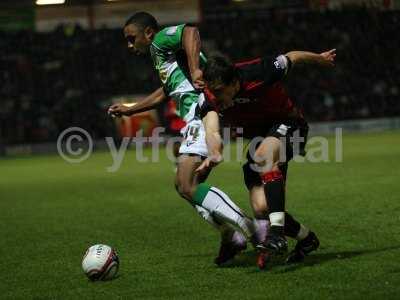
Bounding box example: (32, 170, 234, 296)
(82, 244, 119, 281)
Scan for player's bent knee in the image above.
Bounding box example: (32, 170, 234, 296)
(254, 137, 281, 164)
(253, 140, 282, 173)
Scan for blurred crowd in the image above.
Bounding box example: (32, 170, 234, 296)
(201, 9, 399, 121)
(0, 8, 398, 144)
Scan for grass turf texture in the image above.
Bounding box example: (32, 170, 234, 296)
(1, 131, 400, 299)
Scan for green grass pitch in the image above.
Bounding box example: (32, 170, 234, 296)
(1, 131, 400, 299)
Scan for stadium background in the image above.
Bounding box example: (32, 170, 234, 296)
(1, 1, 400, 299)
(1, 0, 399, 149)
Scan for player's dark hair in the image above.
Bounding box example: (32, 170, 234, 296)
(204, 54, 238, 86)
(125, 12, 159, 31)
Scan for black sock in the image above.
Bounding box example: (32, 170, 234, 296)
(261, 170, 285, 213)
(270, 225, 284, 235)
(284, 212, 301, 239)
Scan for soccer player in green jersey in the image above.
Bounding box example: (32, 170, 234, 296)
(108, 12, 257, 265)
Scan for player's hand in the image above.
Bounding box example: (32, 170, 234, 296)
(319, 49, 336, 67)
(191, 69, 205, 90)
(107, 103, 131, 118)
(195, 154, 223, 174)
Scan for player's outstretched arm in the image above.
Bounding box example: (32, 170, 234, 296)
(182, 26, 204, 89)
(108, 87, 167, 118)
(285, 49, 336, 67)
(195, 111, 223, 173)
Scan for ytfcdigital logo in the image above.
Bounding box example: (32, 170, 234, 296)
(56, 126, 343, 172)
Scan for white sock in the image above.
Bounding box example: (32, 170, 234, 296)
(194, 205, 221, 230)
(200, 187, 255, 238)
(194, 205, 245, 244)
(269, 212, 285, 227)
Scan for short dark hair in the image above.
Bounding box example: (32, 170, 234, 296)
(204, 54, 238, 86)
(125, 12, 159, 31)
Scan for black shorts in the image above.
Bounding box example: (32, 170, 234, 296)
(242, 121, 308, 190)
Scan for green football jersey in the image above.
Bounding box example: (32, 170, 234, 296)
(150, 24, 207, 120)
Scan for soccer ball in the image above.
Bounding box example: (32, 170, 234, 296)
(82, 244, 119, 281)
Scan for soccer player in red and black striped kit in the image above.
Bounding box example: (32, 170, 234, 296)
(202, 49, 336, 265)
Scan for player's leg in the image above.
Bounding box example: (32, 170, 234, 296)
(250, 186, 320, 266)
(244, 159, 290, 267)
(284, 212, 320, 264)
(249, 186, 269, 242)
(243, 161, 269, 244)
(175, 153, 255, 238)
(175, 154, 249, 265)
(201, 214, 246, 246)
(247, 184, 271, 269)
(166, 119, 238, 243)
(251, 136, 289, 255)
(194, 161, 249, 264)
(247, 183, 319, 266)
(175, 154, 219, 229)
(190, 158, 245, 245)
(247, 183, 316, 247)
(246, 153, 319, 264)
(276, 163, 313, 244)
(175, 97, 254, 263)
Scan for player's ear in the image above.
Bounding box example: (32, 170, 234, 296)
(144, 27, 154, 40)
